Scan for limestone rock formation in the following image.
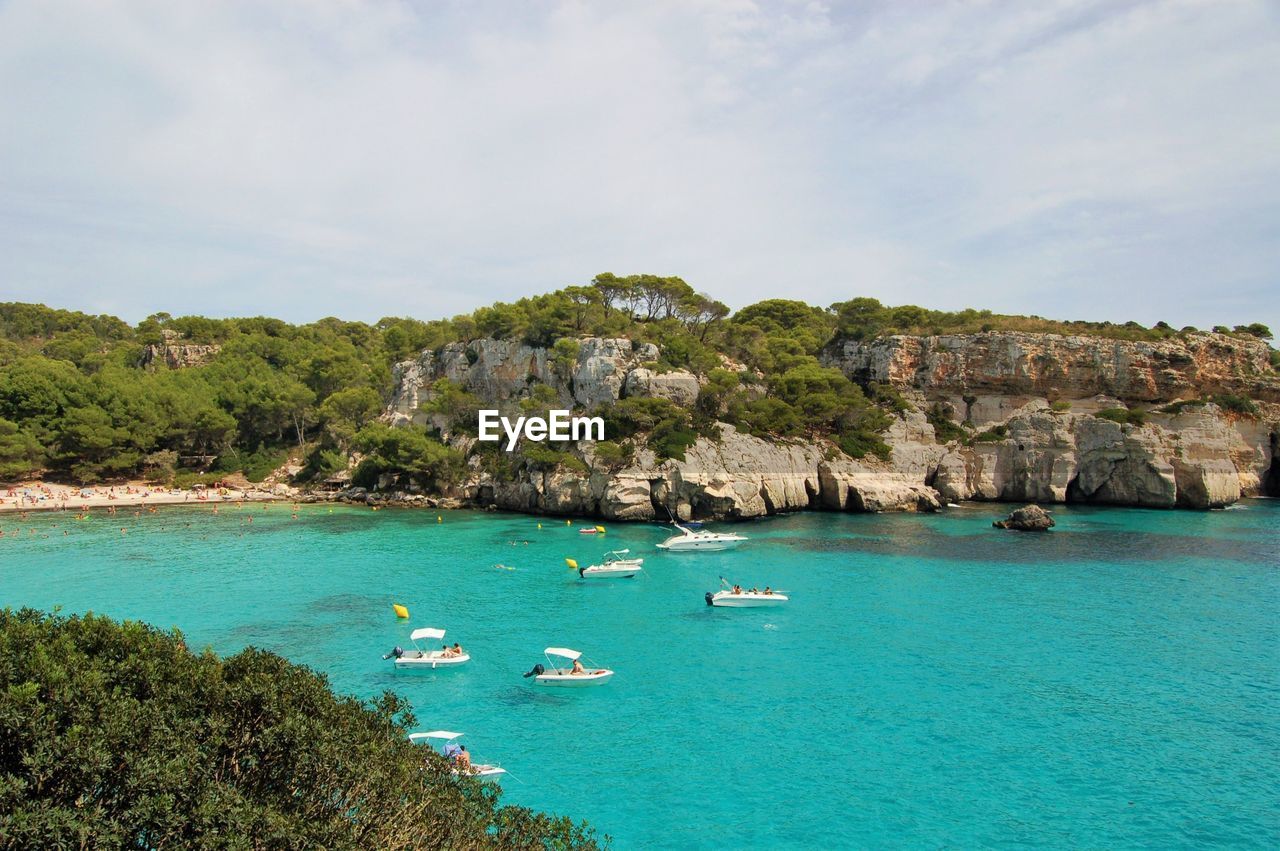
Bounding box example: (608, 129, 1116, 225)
(139, 331, 221, 370)
(994, 504, 1055, 531)
(828, 331, 1276, 403)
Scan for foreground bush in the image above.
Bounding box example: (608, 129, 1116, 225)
(0, 609, 602, 850)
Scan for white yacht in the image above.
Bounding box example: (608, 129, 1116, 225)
(577, 549, 644, 579)
(656, 521, 747, 552)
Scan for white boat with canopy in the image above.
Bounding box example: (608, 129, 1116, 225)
(656, 521, 747, 552)
(575, 549, 644, 579)
(383, 627, 470, 669)
(705, 577, 788, 607)
(408, 731, 506, 780)
(523, 647, 614, 687)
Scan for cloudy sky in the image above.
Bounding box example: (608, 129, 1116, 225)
(1, 0, 1277, 332)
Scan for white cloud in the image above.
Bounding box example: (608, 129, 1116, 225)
(0, 0, 1276, 334)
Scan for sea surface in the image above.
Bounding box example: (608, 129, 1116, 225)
(2, 501, 1278, 849)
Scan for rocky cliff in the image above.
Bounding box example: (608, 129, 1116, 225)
(381, 331, 1278, 519)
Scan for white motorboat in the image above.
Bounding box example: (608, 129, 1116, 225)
(409, 731, 506, 781)
(578, 549, 644, 579)
(523, 647, 613, 687)
(656, 521, 747, 552)
(384, 627, 470, 669)
(705, 578, 788, 607)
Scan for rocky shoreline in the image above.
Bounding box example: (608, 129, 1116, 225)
(365, 330, 1280, 521)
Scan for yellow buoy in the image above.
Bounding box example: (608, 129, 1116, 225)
(537, 523, 542, 529)
(565, 558, 578, 570)
(595, 525, 606, 534)
(393, 603, 409, 619)
(437, 516, 442, 523)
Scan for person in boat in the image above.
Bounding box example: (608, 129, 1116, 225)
(732, 584, 742, 595)
(570, 659, 587, 675)
(455, 745, 472, 772)
(764, 586, 773, 595)
(749, 586, 759, 594)
(440, 644, 454, 658)
(451, 642, 464, 656)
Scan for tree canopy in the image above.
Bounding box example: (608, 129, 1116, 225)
(0, 608, 603, 850)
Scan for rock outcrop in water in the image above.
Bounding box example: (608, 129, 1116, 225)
(381, 330, 1279, 519)
(993, 504, 1055, 531)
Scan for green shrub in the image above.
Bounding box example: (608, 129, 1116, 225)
(1210, 393, 1259, 416)
(212, 444, 291, 482)
(926, 403, 967, 443)
(971, 424, 1008, 443)
(1050, 400, 1071, 412)
(0, 609, 602, 849)
(838, 430, 892, 461)
(1158, 399, 1207, 414)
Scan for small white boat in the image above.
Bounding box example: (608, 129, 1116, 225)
(579, 549, 644, 579)
(409, 731, 506, 781)
(656, 521, 747, 552)
(705, 578, 788, 607)
(384, 627, 470, 669)
(523, 647, 613, 687)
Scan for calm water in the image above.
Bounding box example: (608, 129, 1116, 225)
(2, 501, 1278, 849)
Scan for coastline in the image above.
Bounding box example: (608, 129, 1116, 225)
(0, 481, 286, 514)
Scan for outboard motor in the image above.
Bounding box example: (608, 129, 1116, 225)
(522, 663, 545, 679)
(704, 591, 715, 606)
(578, 567, 586, 578)
(381, 645, 404, 660)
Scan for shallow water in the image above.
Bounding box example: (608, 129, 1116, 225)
(2, 502, 1278, 848)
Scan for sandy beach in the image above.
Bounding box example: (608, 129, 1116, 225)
(0, 481, 287, 514)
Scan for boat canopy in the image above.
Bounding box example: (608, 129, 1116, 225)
(410, 730, 464, 742)
(410, 627, 446, 642)
(606, 549, 630, 557)
(544, 647, 581, 660)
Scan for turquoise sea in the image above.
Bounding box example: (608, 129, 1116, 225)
(2, 501, 1278, 848)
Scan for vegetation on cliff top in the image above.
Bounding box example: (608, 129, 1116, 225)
(0, 608, 603, 849)
(0, 279, 1272, 486)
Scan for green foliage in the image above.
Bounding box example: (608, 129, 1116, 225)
(0, 417, 44, 480)
(1094, 408, 1147, 426)
(0, 608, 602, 849)
(1271, 349, 1280, 370)
(1050, 400, 1072, 412)
(926, 404, 967, 444)
(837, 430, 892, 461)
(353, 423, 462, 487)
(551, 337, 581, 373)
(1157, 399, 1207, 414)
(1210, 393, 1259, 416)
(419, 379, 483, 435)
(600, 397, 699, 461)
(591, 440, 633, 468)
(830, 296, 1203, 343)
(212, 445, 292, 483)
(972, 424, 1008, 443)
(1233, 323, 1272, 340)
